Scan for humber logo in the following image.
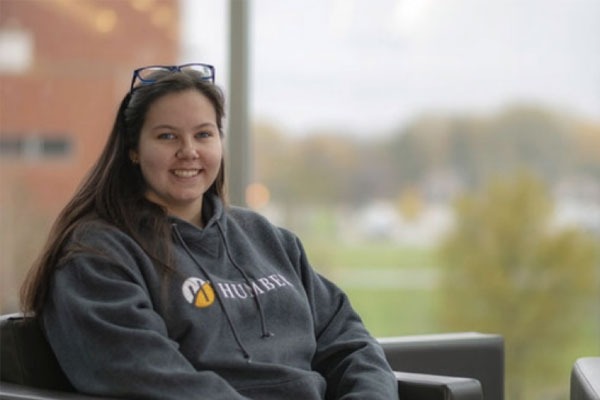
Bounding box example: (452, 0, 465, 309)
(182, 277, 216, 308)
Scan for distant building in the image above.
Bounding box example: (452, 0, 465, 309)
(0, 0, 179, 214)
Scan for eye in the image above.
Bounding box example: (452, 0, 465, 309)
(196, 131, 214, 139)
(157, 133, 176, 140)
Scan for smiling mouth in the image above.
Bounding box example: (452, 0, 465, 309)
(172, 169, 201, 178)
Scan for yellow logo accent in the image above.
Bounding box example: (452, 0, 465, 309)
(182, 277, 215, 308)
(194, 282, 215, 308)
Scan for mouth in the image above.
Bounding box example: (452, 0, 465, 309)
(171, 169, 201, 178)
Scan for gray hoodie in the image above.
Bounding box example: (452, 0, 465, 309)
(43, 193, 398, 399)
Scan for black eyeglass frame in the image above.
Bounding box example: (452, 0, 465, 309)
(130, 63, 215, 92)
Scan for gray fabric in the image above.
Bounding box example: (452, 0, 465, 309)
(42, 193, 397, 400)
(0, 381, 117, 400)
(1, 313, 495, 400)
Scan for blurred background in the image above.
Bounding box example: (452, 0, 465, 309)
(1, 1, 599, 399)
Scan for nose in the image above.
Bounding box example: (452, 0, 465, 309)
(176, 137, 199, 159)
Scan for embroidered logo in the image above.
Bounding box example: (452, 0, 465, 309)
(216, 274, 294, 300)
(182, 277, 215, 308)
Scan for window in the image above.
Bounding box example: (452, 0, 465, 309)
(2, 1, 598, 399)
(0, 135, 72, 159)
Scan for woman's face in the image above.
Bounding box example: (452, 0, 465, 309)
(130, 89, 222, 224)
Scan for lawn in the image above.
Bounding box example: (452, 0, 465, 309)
(304, 240, 600, 399)
(343, 287, 441, 337)
(305, 240, 442, 336)
(305, 240, 438, 271)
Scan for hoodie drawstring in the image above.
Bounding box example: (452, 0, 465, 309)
(216, 221, 274, 340)
(172, 224, 253, 362)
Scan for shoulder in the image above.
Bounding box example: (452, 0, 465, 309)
(65, 218, 149, 265)
(227, 206, 296, 240)
(70, 218, 136, 248)
(224, 206, 303, 259)
(226, 206, 274, 229)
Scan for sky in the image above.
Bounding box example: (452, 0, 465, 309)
(181, 0, 600, 137)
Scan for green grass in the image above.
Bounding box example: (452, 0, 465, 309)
(305, 240, 439, 271)
(306, 241, 600, 399)
(306, 241, 442, 336)
(343, 287, 441, 337)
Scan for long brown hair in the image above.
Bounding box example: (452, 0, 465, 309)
(21, 70, 227, 314)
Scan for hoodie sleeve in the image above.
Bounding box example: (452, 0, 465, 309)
(42, 231, 250, 400)
(291, 237, 399, 400)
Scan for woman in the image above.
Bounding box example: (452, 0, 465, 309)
(21, 64, 398, 400)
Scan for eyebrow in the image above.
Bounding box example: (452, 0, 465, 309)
(150, 122, 217, 131)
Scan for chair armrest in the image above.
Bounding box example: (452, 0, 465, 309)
(379, 332, 504, 400)
(0, 381, 119, 400)
(1, 375, 482, 400)
(395, 371, 483, 400)
(571, 357, 600, 400)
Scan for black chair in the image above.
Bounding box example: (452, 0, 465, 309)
(380, 332, 504, 400)
(0, 313, 504, 399)
(570, 357, 600, 400)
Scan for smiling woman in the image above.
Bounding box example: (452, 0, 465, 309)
(18, 65, 399, 400)
(132, 90, 223, 226)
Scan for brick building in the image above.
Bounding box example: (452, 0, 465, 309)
(0, 0, 180, 311)
(0, 0, 179, 210)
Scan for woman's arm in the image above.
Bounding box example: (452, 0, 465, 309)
(43, 251, 249, 400)
(293, 238, 399, 400)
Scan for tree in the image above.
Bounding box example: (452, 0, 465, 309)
(437, 171, 599, 400)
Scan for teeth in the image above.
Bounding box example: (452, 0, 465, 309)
(173, 169, 199, 177)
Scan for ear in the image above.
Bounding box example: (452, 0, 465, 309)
(129, 149, 139, 164)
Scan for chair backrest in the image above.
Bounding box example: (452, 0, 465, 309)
(571, 357, 600, 400)
(379, 332, 504, 400)
(0, 313, 74, 391)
